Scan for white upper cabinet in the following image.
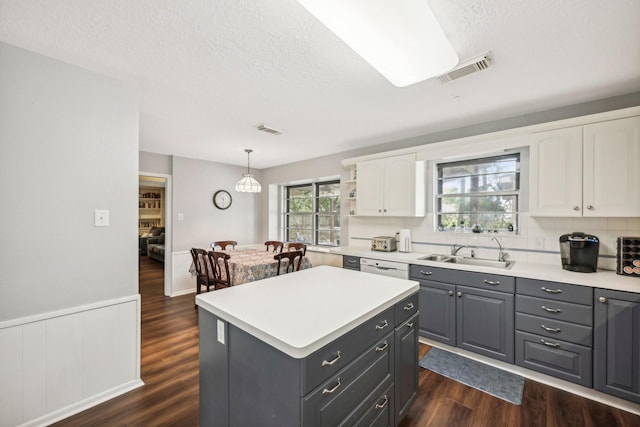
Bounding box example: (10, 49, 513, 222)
(530, 116, 640, 217)
(356, 153, 425, 217)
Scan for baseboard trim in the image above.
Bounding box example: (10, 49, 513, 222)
(19, 379, 144, 427)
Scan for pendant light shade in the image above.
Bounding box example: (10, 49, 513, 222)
(235, 149, 261, 193)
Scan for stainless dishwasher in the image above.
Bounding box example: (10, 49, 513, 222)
(360, 258, 409, 279)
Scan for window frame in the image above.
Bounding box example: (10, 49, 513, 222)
(283, 179, 341, 246)
(435, 153, 520, 234)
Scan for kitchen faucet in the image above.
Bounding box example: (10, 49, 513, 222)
(492, 237, 509, 262)
(451, 243, 467, 256)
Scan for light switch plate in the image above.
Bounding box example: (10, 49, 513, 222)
(95, 209, 109, 227)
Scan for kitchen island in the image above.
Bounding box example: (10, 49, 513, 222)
(196, 265, 419, 427)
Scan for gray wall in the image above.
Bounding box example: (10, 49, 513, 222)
(0, 42, 139, 321)
(139, 152, 261, 251)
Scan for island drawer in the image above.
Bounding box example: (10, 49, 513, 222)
(343, 255, 361, 270)
(516, 295, 593, 326)
(516, 278, 592, 305)
(515, 312, 592, 346)
(302, 306, 394, 395)
(302, 336, 393, 426)
(395, 293, 418, 324)
(351, 382, 394, 427)
(515, 331, 592, 387)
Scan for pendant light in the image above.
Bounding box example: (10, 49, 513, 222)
(235, 149, 261, 193)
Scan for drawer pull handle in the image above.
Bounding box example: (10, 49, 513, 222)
(347, 260, 357, 264)
(541, 305, 562, 313)
(541, 287, 562, 294)
(484, 280, 500, 285)
(376, 320, 389, 331)
(541, 339, 561, 348)
(420, 270, 433, 276)
(404, 302, 415, 311)
(322, 377, 341, 395)
(321, 351, 341, 367)
(406, 322, 414, 328)
(375, 395, 389, 410)
(541, 324, 562, 333)
(375, 341, 389, 352)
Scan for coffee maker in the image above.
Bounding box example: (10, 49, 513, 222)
(559, 232, 599, 272)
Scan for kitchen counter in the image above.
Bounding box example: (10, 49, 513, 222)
(331, 247, 639, 294)
(195, 265, 418, 358)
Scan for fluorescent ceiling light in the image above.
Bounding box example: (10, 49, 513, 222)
(296, 0, 459, 87)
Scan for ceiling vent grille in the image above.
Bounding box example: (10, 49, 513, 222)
(438, 52, 493, 83)
(256, 124, 283, 135)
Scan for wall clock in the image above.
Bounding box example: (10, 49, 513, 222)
(213, 190, 232, 210)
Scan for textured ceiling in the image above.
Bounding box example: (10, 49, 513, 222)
(1, 0, 639, 168)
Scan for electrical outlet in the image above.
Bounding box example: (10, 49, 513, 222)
(217, 319, 225, 345)
(94, 209, 109, 227)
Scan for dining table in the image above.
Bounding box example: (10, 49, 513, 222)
(190, 246, 312, 286)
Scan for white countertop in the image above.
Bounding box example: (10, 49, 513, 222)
(331, 247, 640, 294)
(195, 265, 419, 359)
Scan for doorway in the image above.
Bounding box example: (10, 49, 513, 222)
(139, 173, 172, 296)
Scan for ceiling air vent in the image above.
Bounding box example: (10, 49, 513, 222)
(438, 52, 493, 83)
(255, 124, 283, 135)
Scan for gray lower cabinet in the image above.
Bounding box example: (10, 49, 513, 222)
(515, 278, 593, 387)
(411, 265, 515, 363)
(199, 292, 418, 427)
(343, 255, 361, 271)
(594, 288, 640, 404)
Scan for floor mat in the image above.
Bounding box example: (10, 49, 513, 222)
(419, 347, 524, 405)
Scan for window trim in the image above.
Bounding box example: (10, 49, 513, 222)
(435, 153, 520, 234)
(283, 179, 341, 246)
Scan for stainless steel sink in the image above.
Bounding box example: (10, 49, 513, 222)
(418, 254, 515, 270)
(418, 254, 452, 262)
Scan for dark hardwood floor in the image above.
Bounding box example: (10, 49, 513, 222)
(54, 257, 640, 426)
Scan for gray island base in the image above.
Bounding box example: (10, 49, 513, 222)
(196, 266, 419, 426)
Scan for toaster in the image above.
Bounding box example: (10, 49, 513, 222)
(371, 236, 397, 252)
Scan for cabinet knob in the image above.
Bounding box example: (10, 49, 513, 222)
(599, 296, 608, 303)
(573, 205, 580, 211)
(457, 292, 462, 297)
(587, 205, 594, 210)
(378, 209, 382, 213)
(449, 291, 454, 296)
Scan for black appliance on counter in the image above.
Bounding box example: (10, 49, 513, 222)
(559, 232, 599, 273)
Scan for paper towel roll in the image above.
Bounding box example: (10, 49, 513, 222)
(398, 229, 412, 252)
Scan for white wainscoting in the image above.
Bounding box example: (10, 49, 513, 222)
(172, 250, 196, 296)
(0, 295, 142, 427)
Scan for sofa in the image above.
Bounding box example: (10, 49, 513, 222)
(139, 227, 165, 262)
(147, 234, 165, 263)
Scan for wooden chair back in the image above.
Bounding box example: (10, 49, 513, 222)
(211, 240, 237, 251)
(207, 251, 232, 289)
(274, 250, 304, 275)
(285, 242, 307, 256)
(264, 241, 284, 253)
(190, 248, 215, 294)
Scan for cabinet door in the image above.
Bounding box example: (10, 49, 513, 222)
(529, 126, 583, 216)
(418, 282, 456, 345)
(383, 154, 417, 216)
(457, 286, 515, 363)
(395, 314, 418, 425)
(356, 158, 385, 215)
(583, 116, 640, 217)
(594, 289, 640, 403)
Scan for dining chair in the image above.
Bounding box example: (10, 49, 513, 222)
(211, 240, 238, 251)
(190, 248, 216, 294)
(274, 250, 304, 275)
(285, 242, 307, 256)
(264, 240, 284, 253)
(207, 250, 232, 289)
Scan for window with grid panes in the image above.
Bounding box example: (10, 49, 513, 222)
(437, 154, 520, 233)
(284, 181, 341, 246)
